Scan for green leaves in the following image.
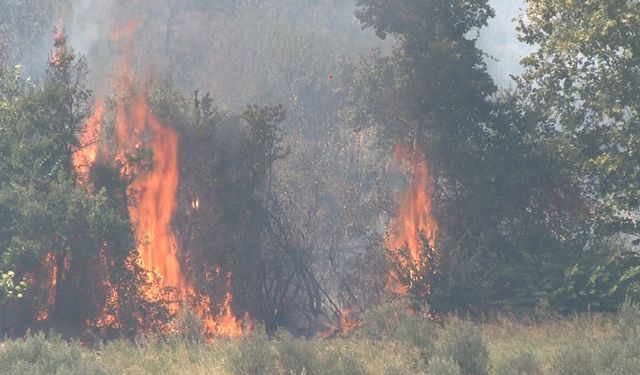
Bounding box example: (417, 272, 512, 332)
(519, 0, 640, 232)
(0, 271, 26, 304)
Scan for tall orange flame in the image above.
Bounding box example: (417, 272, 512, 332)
(386, 141, 437, 270)
(67, 18, 248, 338)
(116, 92, 183, 290)
(107, 20, 247, 337)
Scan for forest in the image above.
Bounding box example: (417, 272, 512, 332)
(1, 0, 640, 374)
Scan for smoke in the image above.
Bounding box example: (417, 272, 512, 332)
(478, 0, 533, 88)
(40, 0, 385, 112)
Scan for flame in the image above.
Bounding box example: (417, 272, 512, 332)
(66, 18, 250, 337)
(73, 96, 104, 183)
(109, 21, 248, 337)
(50, 20, 69, 67)
(319, 309, 361, 337)
(36, 252, 58, 321)
(116, 92, 183, 290)
(386, 141, 437, 272)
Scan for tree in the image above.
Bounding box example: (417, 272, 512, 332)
(350, 0, 603, 314)
(518, 0, 640, 241)
(0, 30, 169, 335)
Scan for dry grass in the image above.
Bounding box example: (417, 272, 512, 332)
(0, 305, 635, 375)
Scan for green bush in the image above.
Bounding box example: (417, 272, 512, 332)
(173, 307, 205, 344)
(391, 315, 437, 362)
(427, 356, 462, 375)
(549, 341, 600, 375)
(494, 351, 541, 375)
(319, 346, 367, 375)
(358, 301, 436, 366)
(615, 300, 640, 341)
(358, 302, 412, 340)
(435, 317, 489, 375)
(0, 333, 105, 375)
(276, 331, 320, 374)
(227, 329, 278, 375)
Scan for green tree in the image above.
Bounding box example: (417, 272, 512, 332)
(518, 0, 640, 240)
(351, 0, 593, 313)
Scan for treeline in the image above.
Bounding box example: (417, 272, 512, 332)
(1, 0, 640, 337)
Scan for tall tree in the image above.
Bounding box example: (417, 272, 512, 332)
(518, 0, 640, 240)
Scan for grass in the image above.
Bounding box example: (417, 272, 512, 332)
(0, 303, 635, 375)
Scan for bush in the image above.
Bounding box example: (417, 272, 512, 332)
(435, 317, 489, 375)
(494, 351, 541, 375)
(391, 315, 437, 364)
(615, 300, 640, 341)
(549, 341, 600, 375)
(173, 307, 205, 344)
(227, 329, 278, 375)
(319, 346, 367, 375)
(358, 302, 413, 340)
(427, 356, 461, 375)
(358, 300, 436, 366)
(276, 331, 320, 374)
(0, 333, 106, 375)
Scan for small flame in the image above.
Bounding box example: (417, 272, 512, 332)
(73, 96, 105, 183)
(50, 19, 70, 67)
(36, 252, 57, 321)
(319, 309, 361, 337)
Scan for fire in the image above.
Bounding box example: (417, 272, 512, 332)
(36, 252, 58, 321)
(50, 20, 71, 67)
(319, 309, 361, 337)
(107, 20, 247, 337)
(386, 141, 437, 273)
(116, 91, 183, 290)
(64, 20, 249, 337)
(73, 96, 104, 183)
(213, 293, 244, 337)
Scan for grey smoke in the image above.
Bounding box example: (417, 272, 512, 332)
(478, 0, 533, 88)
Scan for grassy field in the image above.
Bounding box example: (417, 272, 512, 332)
(0, 303, 636, 375)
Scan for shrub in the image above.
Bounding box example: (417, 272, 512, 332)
(358, 301, 415, 340)
(427, 356, 462, 375)
(0, 333, 106, 375)
(549, 341, 600, 375)
(173, 307, 205, 344)
(615, 300, 640, 341)
(435, 317, 489, 375)
(391, 315, 437, 364)
(319, 346, 367, 375)
(494, 351, 541, 375)
(227, 329, 278, 375)
(358, 300, 436, 366)
(276, 331, 320, 374)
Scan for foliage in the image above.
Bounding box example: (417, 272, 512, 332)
(494, 351, 541, 375)
(426, 356, 462, 375)
(0, 333, 107, 375)
(228, 329, 279, 375)
(551, 247, 640, 314)
(518, 0, 640, 240)
(2, 307, 640, 374)
(435, 317, 490, 375)
(0, 271, 26, 304)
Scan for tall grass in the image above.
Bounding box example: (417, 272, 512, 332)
(1, 302, 639, 374)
